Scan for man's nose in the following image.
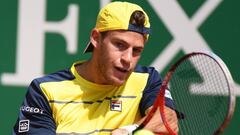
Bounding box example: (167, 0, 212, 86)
(121, 48, 132, 65)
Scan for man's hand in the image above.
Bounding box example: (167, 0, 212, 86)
(112, 124, 139, 135)
(111, 128, 129, 135)
(111, 106, 178, 135)
(144, 106, 178, 134)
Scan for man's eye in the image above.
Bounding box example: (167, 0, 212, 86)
(115, 43, 125, 49)
(133, 48, 143, 55)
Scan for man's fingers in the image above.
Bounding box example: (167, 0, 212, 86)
(111, 128, 129, 135)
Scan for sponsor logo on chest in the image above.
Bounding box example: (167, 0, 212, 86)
(110, 100, 122, 112)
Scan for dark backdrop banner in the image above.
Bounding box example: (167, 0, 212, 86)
(0, 0, 239, 134)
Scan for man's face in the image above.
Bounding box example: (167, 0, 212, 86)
(94, 30, 145, 86)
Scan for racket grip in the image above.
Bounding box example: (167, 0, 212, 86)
(132, 124, 144, 134)
(120, 124, 139, 135)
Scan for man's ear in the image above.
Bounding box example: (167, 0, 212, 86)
(90, 29, 101, 49)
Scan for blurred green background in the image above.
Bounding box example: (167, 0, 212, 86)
(0, 0, 239, 134)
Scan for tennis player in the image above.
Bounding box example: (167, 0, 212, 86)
(13, 1, 177, 135)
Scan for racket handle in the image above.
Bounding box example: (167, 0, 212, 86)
(132, 124, 144, 134)
(120, 124, 139, 135)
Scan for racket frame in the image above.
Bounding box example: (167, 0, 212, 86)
(137, 52, 236, 135)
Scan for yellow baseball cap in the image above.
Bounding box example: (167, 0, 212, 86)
(84, 1, 151, 53)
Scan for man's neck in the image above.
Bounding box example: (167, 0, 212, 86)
(75, 59, 104, 85)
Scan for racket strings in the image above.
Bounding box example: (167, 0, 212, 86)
(192, 55, 228, 133)
(197, 55, 228, 133)
(168, 54, 230, 135)
(172, 57, 203, 134)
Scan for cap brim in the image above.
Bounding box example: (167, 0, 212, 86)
(83, 41, 94, 53)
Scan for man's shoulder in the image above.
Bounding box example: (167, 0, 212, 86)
(134, 65, 162, 83)
(33, 68, 75, 84)
(134, 65, 158, 74)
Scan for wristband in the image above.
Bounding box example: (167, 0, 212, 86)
(119, 124, 139, 135)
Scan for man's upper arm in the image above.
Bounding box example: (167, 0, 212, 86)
(13, 79, 56, 135)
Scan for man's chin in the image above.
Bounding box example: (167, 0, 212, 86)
(110, 77, 127, 86)
(110, 72, 131, 86)
(111, 80, 125, 86)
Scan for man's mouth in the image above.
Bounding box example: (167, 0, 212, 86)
(115, 67, 129, 73)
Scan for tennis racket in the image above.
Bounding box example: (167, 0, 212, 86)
(135, 52, 236, 135)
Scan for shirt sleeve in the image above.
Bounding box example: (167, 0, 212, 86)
(12, 79, 56, 135)
(139, 68, 175, 116)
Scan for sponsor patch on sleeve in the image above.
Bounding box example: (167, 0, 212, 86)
(165, 89, 173, 100)
(19, 119, 30, 133)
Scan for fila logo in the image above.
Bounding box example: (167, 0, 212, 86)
(19, 120, 30, 133)
(110, 100, 122, 112)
